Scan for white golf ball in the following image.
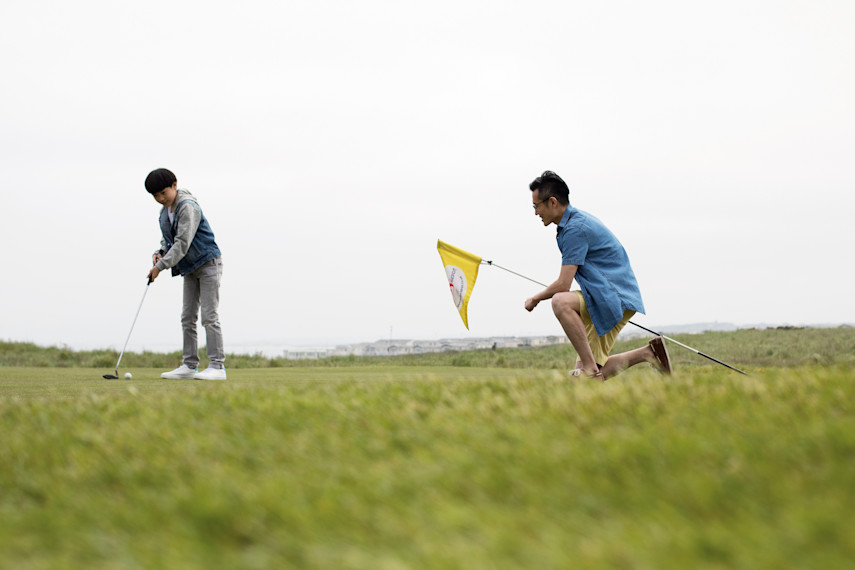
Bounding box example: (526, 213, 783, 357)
(124, 372, 133, 380)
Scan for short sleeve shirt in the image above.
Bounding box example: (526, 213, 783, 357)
(556, 206, 645, 336)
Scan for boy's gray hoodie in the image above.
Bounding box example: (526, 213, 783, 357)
(154, 189, 220, 275)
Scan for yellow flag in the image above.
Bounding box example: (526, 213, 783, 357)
(437, 240, 482, 329)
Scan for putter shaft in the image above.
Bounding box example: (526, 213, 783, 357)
(103, 278, 151, 379)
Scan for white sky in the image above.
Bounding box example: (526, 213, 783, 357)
(1, 0, 853, 353)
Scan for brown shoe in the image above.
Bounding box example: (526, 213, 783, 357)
(648, 337, 672, 375)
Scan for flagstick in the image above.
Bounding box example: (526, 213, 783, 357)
(482, 259, 748, 375)
(482, 260, 544, 287)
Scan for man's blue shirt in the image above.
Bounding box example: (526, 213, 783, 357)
(556, 205, 645, 336)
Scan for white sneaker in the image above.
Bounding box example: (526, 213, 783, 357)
(161, 364, 198, 379)
(195, 367, 227, 381)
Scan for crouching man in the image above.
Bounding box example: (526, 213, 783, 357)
(524, 171, 671, 380)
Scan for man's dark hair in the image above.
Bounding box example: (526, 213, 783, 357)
(145, 168, 177, 194)
(529, 170, 569, 206)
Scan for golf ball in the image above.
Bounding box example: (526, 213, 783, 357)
(124, 372, 133, 380)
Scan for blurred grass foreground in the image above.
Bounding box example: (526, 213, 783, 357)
(1, 327, 854, 569)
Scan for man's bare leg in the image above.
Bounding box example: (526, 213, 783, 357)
(599, 346, 655, 379)
(551, 292, 600, 376)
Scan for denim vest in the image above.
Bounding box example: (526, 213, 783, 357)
(159, 198, 221, 276)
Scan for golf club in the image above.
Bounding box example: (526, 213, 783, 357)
(103, 278, 151, 379)
(482, 259, 748, 375)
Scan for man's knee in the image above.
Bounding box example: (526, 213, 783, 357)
(552, 291, 580, 316)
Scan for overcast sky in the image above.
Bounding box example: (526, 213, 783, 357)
(2, 0, 853, 354)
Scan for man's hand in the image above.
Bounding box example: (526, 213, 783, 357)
(152, 253, 163, 265)
(525, 266, 577, 313)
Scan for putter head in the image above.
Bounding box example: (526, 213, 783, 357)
(103, 373, 119, 379)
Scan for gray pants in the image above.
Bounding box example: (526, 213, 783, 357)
(182, 257, 225, 370)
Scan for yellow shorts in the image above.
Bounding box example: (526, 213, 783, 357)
(575, 290, 635, 367)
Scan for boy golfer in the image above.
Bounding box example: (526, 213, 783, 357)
(524, 170, 671, 380)
(145, 168, 226, 381)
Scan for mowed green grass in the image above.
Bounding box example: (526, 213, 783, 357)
(2, 365, 854, 569)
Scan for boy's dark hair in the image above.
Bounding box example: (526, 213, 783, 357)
(529, 170, 570, 206)
(145, 168, 177, 194)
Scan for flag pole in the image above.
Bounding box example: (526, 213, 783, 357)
(482, 259, 748, 375)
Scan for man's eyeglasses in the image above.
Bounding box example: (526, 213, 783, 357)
(533, 199, 548, 211)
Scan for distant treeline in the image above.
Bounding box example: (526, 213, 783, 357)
(1, 326, 853, 370)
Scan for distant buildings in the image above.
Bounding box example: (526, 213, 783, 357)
(282, 336, 569, 360)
